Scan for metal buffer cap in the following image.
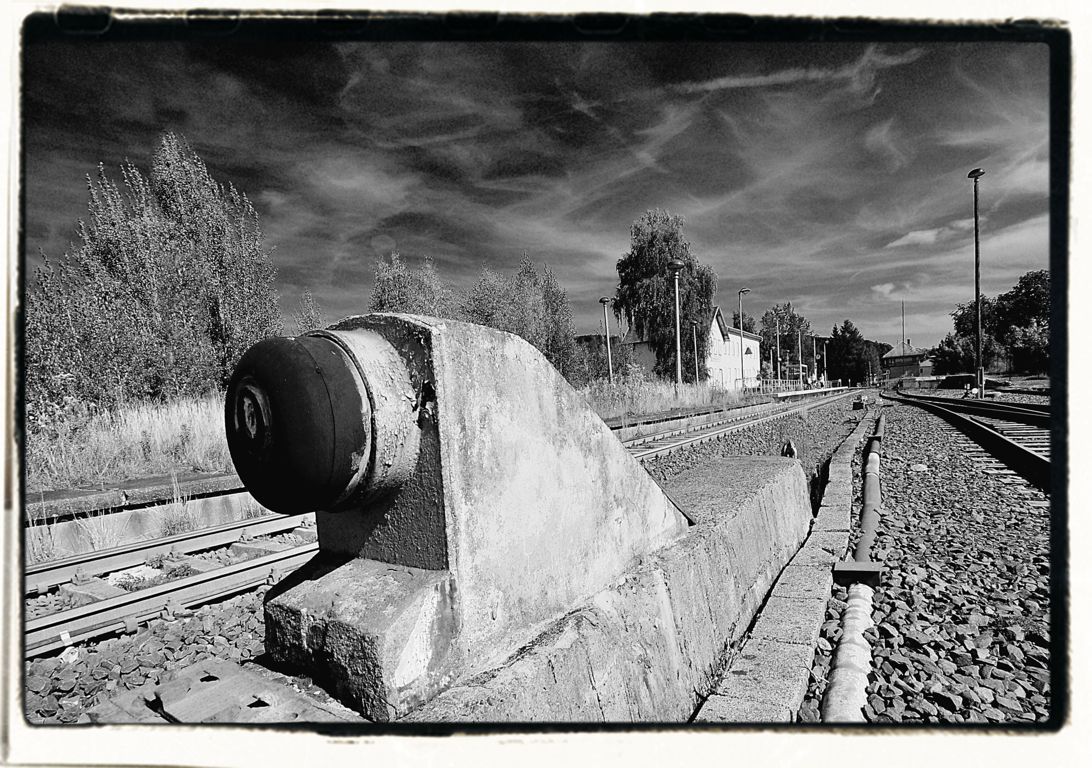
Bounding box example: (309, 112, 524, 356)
(225, 335, 372, 515)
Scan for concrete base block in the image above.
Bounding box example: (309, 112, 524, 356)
(404, 457, 811, 722)
(265, 556, 458, 721)
(792, 530, 850, 567)
(812, 503, 850, 532)
(59, 578, 128, 606)
(695, 693, 793, 723)
(706, 637, 812, 717)
(748, 596, 826, 647)
(229, 539, 294, 559)
(770, 564, 834, 601)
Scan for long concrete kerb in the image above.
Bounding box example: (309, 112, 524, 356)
(694, 410, 877, 722)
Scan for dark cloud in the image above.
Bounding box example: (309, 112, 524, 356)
(22, 38, 1050, 346)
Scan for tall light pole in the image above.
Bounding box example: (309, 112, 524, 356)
(737, 288, 751, 391)
(812, 336, 817, 383)
(599, 296, 615, 385)
(823, 339, 828, 385)
(968, 167, 986, 396)
(797, 329, 804, 387)
(690, 320, 700, 384)
(775, 316, 781, 383)
(668, 259, 685, 392)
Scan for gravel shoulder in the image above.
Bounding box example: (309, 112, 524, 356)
(805, 400, 1052, 725)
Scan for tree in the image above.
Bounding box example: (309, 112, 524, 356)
(292, 289, 325, 335)
(369, 254, 579, 380)
(826, 319, 878, 384)
(24, 132, 280, 421)
(731, 311, 757, 334)
(932, 270, 1050, 375)
(370, 253, 460, 318)
(758, 303, 812, 377)
(613, 210, 717, 382)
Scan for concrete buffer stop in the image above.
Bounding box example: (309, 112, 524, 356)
(226, 314, 812, 721)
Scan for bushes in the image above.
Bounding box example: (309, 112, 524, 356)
(370, 253, 579, 380)
(24, 132, 280, 425)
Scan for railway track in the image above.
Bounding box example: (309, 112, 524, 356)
(881, 389, 1052, 492)
(624, 389, 856, 459)
(24, 388, 857, 658)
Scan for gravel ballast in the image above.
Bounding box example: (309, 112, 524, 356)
(805, 399, 1052, 725)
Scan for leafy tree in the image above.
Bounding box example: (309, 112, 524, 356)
(758, 303, 813, 377)
(292, 289, 325, 335)
(370, 254, 578, 379)
(370, 253, 460, 318)
(731, 311, 757, 334)
(613, 210, 717, 382)
(569, 334, 635, 388)
(24, 132, 280, 422)
(932, 270, 1050, 374)
(994, 270, 1049, 337)
(826, 319, 879, 384)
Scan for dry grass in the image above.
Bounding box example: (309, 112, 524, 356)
(25, 393, 232, 493)
(581, 364, 744, 423)
(25, 514, 62, 564)
(73, 509, 133, 551)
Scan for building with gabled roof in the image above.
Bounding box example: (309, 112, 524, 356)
(881, 339, 933, 381)
(619, 306, 760, 391)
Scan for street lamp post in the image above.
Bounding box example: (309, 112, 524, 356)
(668, 259, 685, 392)
(797, 330, 804, 387)
(599, 296, 615, 385)
(690, 320, 699, 384)
(737, 288, 751, 392)
(823, 339, 828, 385)
(968, 167, 986, 397)
(775, 316, 781, 385)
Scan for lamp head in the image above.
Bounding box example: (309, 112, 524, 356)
(599, 296, 613, 305)
(667, 258, 685, 274)
(967, 168, 985, 179)
(739, 288, 751, 296)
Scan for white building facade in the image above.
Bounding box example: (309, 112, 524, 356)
(706, 307, 761, 390)
(620, 306, 761, 391)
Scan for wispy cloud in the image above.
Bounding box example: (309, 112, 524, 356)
(23, 39, 1050, 346)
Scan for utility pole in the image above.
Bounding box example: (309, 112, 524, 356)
(690, 320, 699, 384)
(775, 316, 781, 384)
(968, 167, 986, 397)
(599, 296, 614, 385)
(797, 330, 803, 387)
(668, 259, 685, 393)
(737, 288, 751, 392)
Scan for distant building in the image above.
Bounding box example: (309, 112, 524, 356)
(881, 339, 933, 381)
(620, 306, 761, 390)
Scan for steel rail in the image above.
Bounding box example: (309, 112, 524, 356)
(25, 513, 313, 597)
(882, 390, 1050, 492)
(628, 390, 857, 460)
(619, 388, 855, 449)
(25, 543, 319, 657)
(892, 390, 1050, 426)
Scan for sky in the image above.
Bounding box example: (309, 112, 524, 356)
(22, 36, 1052, 347)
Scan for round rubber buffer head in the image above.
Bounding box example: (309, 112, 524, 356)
(225, 335, 371, 514)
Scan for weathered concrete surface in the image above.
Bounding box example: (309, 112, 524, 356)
(265, 556, 458, 721)
(59, 577, 127, 606)
(267, 315, 691, 720)
(402, 457, 811, 721)
(694, 412, 874, 722)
